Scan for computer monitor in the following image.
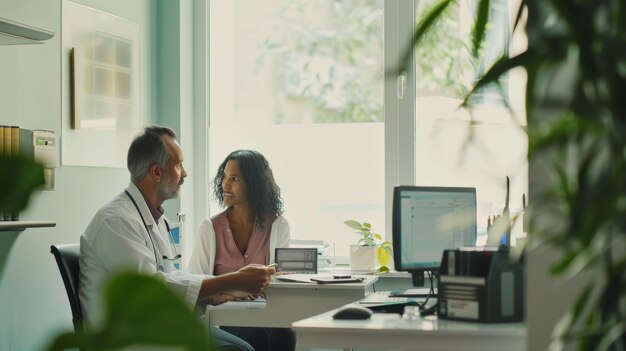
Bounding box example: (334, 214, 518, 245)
(393, 185, 477, 287)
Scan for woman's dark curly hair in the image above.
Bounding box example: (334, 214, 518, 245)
(213, 150, 284, 229)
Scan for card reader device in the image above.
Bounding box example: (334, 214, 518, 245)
(274, 248, 318, 274)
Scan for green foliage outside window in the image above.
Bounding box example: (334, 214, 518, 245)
(257, 0, 486, 124)
(258, 0, 384, 123)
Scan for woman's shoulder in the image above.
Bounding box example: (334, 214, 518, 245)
(272, 215, 289, 227)
(210, 209, 228, 221)
(197, 212, 223, 232)
(208, 209, 229, 226)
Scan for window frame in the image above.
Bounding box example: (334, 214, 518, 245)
(194, 0, 525, 260)
(384, 0, 416, 240)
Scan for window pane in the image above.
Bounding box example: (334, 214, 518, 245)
(413, 0, 528, 245)
(209, 0, 384, 257)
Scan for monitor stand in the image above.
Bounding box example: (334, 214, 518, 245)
(411, 270, 426, 287)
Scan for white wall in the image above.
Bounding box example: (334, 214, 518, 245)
(0, 0, 153, 349)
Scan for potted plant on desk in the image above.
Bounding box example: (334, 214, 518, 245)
(344, 220, 393, 273)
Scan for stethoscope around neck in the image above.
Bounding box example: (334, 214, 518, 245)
(125, 190, 181, 271)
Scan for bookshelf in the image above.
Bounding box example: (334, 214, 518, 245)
(0, 220, 56, 231)
(0, 18, 55, 232)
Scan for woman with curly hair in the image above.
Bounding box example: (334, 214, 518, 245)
(189, 149, 294, 351)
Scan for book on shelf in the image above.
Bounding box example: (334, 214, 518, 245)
(10, 126, 19, 220)
(1, 126, 23, 221)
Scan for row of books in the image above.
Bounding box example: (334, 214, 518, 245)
(1, 125, 22, 221)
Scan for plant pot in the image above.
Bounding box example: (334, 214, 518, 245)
(349, 245, 377, 271)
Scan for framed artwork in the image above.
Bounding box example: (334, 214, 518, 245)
(62, 1, 141, 168)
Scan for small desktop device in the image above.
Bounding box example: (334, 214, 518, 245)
(392, 185, 477, 287)
(274, 248, 318, 274)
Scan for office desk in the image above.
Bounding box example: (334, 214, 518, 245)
(292, 309, 526, 351)
(319, 266, 415, 291)
(206, 275, 377, 328)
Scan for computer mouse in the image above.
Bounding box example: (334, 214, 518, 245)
(332, 304, 373, 320)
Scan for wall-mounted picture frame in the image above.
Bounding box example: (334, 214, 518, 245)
(62, 1, 141, 168)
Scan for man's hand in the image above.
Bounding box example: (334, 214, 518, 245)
(234, 264, 276, 295)
(209, 292, 257, 305)
(198, 264, 276, 302)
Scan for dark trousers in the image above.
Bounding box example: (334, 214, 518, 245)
(221, 326, 296, 351)
(211, 326, 255, 351)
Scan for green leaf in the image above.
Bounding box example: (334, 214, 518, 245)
(47, 333, 82, 351)
(462, 51, 534, 107)
(48, 272, 214, 351)
(399, 0, 456, 72)
(471, 0, 490, 58)
(374, 233, 382, 241)
(553, 284, 593, 340)
(344, 220, 363, 231)
(377, 266, 390, 273)
(596, 322, 626, 350)
(511, 1, 525, 33)
(381, 245, 393, 256)
(549, 250, 577, 276)
(377, 246, 391, 266)
(0, 156, 45, 213)
(363, 223, 372, 229)
(106, 273, 211, 348)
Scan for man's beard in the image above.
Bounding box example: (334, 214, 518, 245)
(158, 172, 183, 200)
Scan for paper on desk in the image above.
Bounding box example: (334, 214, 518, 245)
(274, 274, 316, 283)
(208, 296, 267, 310)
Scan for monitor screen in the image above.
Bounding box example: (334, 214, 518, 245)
(393, 186, 477, 282)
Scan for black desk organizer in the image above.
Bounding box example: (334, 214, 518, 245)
(437, 247, 524, 323)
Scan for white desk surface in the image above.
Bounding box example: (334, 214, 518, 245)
(292, 309, 526, 351)
(206, 275, 378, 328)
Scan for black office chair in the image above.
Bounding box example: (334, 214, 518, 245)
(50, 243, 83, 335)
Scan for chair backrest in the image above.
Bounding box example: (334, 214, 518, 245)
(50, 243, 82, 334)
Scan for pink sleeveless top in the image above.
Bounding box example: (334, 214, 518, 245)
(212, 210, 271, 275)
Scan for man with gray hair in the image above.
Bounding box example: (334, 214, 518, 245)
(80, 125, 273, 351)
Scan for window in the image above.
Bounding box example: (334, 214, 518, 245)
(209, 0, 385, 258)
(406, 0, 528, 243)
(206, 0, 528, 259)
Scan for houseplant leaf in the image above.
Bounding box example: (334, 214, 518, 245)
(470, 0, 490, 58)
(344, 219, 363, 231)
(48, 272, 214, 351)
(399, 0, 456, 72)
(0, 156, 44, 213)
(377, 246, 391, 266)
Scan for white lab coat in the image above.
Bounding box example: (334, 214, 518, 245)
(188, 215, 290, 275)
(79, 183, 206, 327)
